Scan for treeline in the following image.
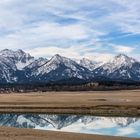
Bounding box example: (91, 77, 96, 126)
(0, 80, 140, 93)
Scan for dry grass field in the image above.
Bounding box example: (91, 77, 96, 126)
(0, 90, 139, 116)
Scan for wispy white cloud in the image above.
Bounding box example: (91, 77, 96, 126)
(0, 0, 139, 61)
(27, 46, 113, 63)
(0, 22, 89, 49)
(113, 45, 135, 54)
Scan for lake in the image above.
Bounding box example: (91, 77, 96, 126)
(0, 114, 139, 138)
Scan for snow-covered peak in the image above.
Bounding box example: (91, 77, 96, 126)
(15, 49, 34, 61)
(48, 54, 78, 67)
(51, 54, 64, 62)
(0, 49, 15, 57)
(102, 54, 137, 71)
(80, 58, 100, 71)
(51, 54, 72, 63)
(112, 54, 136, 65)
(0, 49, 34, 70)
(16, 49, 26, 54)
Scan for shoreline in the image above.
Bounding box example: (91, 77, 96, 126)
(0, 127, 139, 140)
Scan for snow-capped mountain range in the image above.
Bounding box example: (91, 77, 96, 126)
(0, 49, 140, 84)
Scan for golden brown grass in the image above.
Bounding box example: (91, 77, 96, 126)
(0, 90, 139, 116)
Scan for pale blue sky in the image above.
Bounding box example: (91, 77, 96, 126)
(0, 0, 140, 62)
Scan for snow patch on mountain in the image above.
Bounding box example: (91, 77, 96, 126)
(80, 58, 101, 71)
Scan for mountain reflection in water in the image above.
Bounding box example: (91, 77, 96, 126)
(0, 114, 139, 138)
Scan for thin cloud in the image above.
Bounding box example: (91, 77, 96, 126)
(27, 46, 113, 63)
(113, 45, 135, 54)
(0, 0, 139, 60)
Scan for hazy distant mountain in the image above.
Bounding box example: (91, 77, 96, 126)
(0, 49, 140, 84)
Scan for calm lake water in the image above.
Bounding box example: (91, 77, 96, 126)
(0, 114, 139, 138)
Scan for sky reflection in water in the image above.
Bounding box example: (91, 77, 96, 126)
(0, 114, 139, 138)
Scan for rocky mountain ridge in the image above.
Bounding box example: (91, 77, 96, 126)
(0, 49, 140, 84)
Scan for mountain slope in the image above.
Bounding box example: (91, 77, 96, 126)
(94, 54, 140, 81)
(25, 54, 93, 83)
